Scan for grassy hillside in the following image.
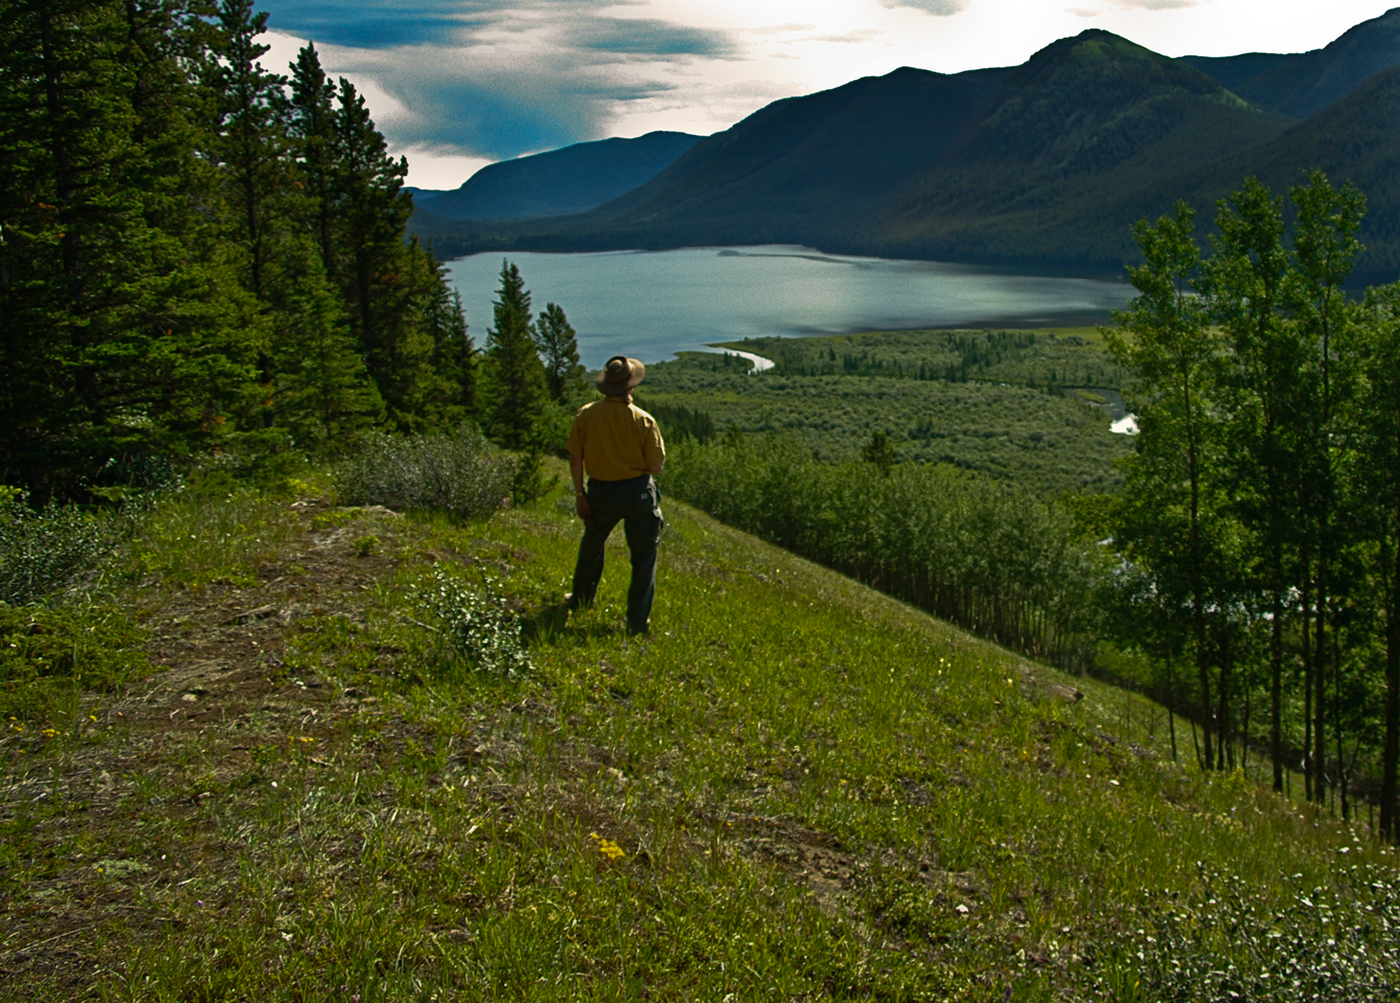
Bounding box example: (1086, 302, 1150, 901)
(2, 473, 1396, 1000)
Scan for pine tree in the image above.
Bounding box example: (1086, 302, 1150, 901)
(422, 253, 477, 427)
(208, 0, 285, 304)
(535, 302, 586, 402)
(484, 260, 547, 450)
(288, 42, 338, 278)
(0, 0, 259, 496)
(332, 78, 413, 387)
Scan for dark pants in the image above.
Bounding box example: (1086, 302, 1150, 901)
(571, 474, 662, 631)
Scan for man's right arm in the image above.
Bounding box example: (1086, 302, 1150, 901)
(570, 454, 590, 520)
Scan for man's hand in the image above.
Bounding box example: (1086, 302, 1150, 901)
(569, 454, 589, 519)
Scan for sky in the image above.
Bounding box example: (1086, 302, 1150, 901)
(255, 0, 1400, 189)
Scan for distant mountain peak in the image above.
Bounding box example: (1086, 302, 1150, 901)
(958, 27, 1266, 173)
(1181, 6, 1400, 118)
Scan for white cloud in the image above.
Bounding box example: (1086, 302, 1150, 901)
(1105, 0, 1203, 9)
(875, 0, 971, 14)
(258, 1, 1400, 189)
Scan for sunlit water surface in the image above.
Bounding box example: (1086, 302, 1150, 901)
(445, 246, 1133, 369)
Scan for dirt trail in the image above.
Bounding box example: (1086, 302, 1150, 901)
(0, 502, 412, 992)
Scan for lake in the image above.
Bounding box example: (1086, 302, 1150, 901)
(445, 246, 1135, 369)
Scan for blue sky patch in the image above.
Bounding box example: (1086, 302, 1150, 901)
(260, 0, 483, 48)
(564, 18, 738, 58)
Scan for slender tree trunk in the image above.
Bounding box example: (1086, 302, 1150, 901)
(1335, 631, 1346, 820)
(1166, 656, 1179, 763)
(1303, 576, 1314, 802)
(1315, 580, 1328, 807)
(1271, 587, 1284, 790)
(1196, 634, 1214, 770)
(1243, 682, 1251, 775)
(1183, 370, 1214, 770)
(1383, 542, 1400, 841)
(1216, 660, 1231, 771)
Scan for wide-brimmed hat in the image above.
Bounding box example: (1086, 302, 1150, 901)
(596, 355, 645, 395)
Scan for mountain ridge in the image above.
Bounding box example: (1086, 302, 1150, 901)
(417, 130, 701, 220)
(410, 17, 1400, 281)
(1181, 6, 1400, 118)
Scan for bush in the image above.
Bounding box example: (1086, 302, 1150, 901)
(0, 491, 130, 605)
(1109, 865, 1400, 1002)
(415, 568, 531, 676)
(336, 427, 516, 518)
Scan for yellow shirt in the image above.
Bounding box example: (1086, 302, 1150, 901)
(567, 396, 666, 482)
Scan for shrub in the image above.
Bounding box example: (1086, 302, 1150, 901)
(1108, 865, 1400, 1002)
(0, 491, 130, 605)
(415, 568, 531, 676)
(336, 426, 516, 518)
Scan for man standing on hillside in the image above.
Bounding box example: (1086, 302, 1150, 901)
(567, 355, 666, 635)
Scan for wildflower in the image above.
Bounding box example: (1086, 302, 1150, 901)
(589, 833, 626, 861)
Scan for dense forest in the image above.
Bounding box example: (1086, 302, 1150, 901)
(0, 0, 592, 503)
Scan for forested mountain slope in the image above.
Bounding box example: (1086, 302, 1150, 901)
(414, 21, 1400, 279)
(413, 30, 1290, 270)
(1162, 63, 1400, 283)
(1182, 6, 1400, 118)
(417, 130, 700, 220)
(866, 30, 1291, 268)
(581, 65, 1010, 243)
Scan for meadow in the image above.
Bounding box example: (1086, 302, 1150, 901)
(1, 468, 1395, 1001)
(636, 328, 1135, 495)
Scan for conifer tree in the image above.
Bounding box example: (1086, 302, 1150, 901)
(332, 78, 413, 382)
(208, 0, 285, 304)
(535, 302, 586, 402)
(484, 260, 547, 449)
(0, 0, 259, 496)
(422, 255, 478, 426)
(288, 43, 338, 278)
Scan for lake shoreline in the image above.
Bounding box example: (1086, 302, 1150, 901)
(445, 245, 1135, 369)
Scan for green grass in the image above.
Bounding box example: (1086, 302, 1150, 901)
(0, 470, 1395, 1000)
(715, 328, 1126, 389)
(637, 329, 1136, 495)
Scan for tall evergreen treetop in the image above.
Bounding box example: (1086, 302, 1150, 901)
(535, 301, 586, 403)
(288, 42, 338, 277)
(209, 0, 288, 300)
(485, 259, 547, 450)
